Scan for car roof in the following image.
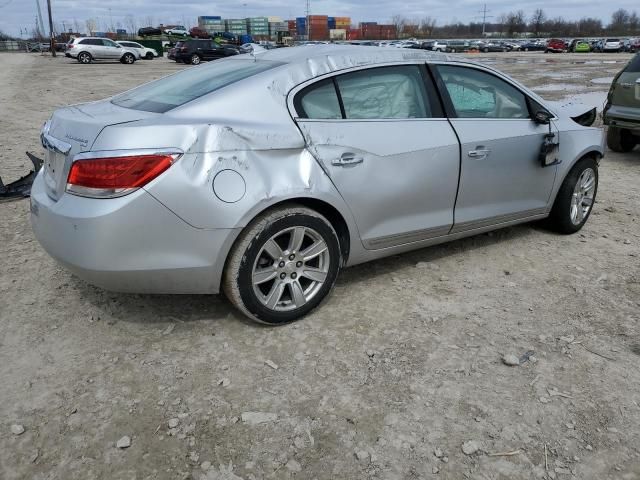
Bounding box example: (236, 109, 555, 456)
(229, 44, 459, 69)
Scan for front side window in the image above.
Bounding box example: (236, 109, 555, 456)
(336, 65, 431, 119)
(436, 65, 529, 119)
(112, 59, 283, 113)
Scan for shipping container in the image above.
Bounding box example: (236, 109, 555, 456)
(329, 28, 346, 40)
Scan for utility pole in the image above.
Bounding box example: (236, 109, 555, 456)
(477, 4, 493, 37)
(305, 0, 310, 40)
(46, 0, 56, 56)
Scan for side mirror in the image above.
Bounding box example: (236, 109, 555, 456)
(534, 110, 552, 125)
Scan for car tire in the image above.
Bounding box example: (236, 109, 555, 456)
(546, 157, 598, 234)
(607, 126, 637, 152)
(77, 52, 91, 64)
(223, 205, 342, 325)
(145, 52, 154, 60)
(190, 54, 201, 65)
(483, 48, 489, 53)
(122, 53, 135, 64)
(524, 47, 529, 52)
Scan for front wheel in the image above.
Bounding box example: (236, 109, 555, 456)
(145, 52, 154, 60)
(546, 157, 598, 234)
(223, 205, 342, 325)
(607, 126, 637, 152)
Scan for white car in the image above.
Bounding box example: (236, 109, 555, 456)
(602, 38, 622, 52)
(117, 41, 158, 60)
(164, 26, 188, 37)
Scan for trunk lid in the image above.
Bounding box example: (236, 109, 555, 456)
(42, 100, 157, 201)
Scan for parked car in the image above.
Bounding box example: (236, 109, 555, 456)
(630, 38, 640, 53)
(65, 37, 140, 64)
(478, 41, 510, 52)
(189, 27, 211, 39)
(117, 41, 158, 60)
(603, 38, 623, 53)
(502, 41, 522, 51)
(445, 40, 472, 53)
(422, 40, 447, 52)
(546, 38, 566, 53)
(172, 39, 239, 64)
(521, 41, 546, 51)
(603, 53, 640, 152)
(138, 27, 162, 37)
(31, 46, 605, 324)
(574, 41, 591, 53)
(165, 26, 188, 37)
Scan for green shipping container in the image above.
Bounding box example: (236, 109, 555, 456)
(137, 39, 163, 57)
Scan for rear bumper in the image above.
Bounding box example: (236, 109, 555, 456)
(603, 105, 640, 130)
(30, 172, 239, 294)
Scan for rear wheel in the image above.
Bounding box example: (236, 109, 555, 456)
(122, 53, 135, 64)
(546, 157, 598, 234)
(223, 205, 342, 325)
(77, 52, 91, 64)
(607, 126, 637, 152)
(190, 54, 201, 65)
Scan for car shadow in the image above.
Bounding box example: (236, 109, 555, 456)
(337, 223, 543, 286)
(71, 223, 547, 327)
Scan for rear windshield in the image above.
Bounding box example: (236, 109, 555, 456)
(625, 54, 640, 73)
(607, 39, 620, 42)
(112, 59, 283, 113)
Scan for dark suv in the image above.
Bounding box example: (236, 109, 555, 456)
(173, 40, 239, 65)
(604, 53, 640, 152)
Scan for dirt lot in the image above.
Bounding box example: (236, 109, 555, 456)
(1, 52, 639, 480)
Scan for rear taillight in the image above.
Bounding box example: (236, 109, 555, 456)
(66, 151, 181, 198)
(180, 46, 187, 52)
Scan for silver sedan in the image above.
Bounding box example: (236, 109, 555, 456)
(31, 46, 605, 324)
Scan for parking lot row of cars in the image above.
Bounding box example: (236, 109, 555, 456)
(369, 37, 640, 53)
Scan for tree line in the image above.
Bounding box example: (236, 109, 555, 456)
(392, 8, 640, 39)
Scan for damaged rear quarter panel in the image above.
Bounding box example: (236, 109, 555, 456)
(142, 147, 358, 236)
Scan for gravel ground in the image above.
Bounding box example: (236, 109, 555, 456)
(1, 52, 639, 480)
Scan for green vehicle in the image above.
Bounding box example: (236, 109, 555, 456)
(574, 41, 590, 53)
(603, 53, 640, 152)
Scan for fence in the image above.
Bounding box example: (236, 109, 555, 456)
(0, 41, 52, 52)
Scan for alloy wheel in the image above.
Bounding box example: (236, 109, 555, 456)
(251, 226, 330, 312)
(570, 168, 596, 225)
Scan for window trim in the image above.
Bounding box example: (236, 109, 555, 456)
(290, 62, 445, 121)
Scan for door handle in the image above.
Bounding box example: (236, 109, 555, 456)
(332, 152, 364, 166)
(468, 148, 491, 159)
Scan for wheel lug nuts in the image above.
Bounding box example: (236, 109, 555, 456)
(296, 261, 303, 268)
(279, 261, 285, 268)
(280, 273, 286, 280)
(291, 273, 297, 279)
(289, 254, 296, 261)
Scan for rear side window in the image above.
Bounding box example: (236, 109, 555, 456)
(336, 66, 431, 119)
(112, 59, 283, 113)
(295, 65, 434, 120)
(79, 39, 101, 46)
(296, 79, 342, 119)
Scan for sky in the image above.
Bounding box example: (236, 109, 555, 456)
(0, 0, 638, 37)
